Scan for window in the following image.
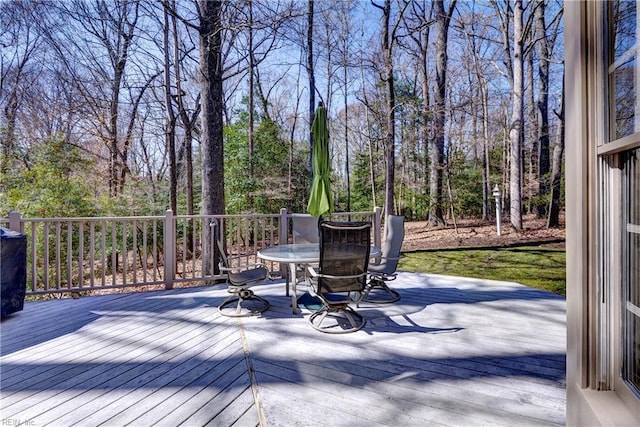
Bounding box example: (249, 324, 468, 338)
(607, 0, 640, 402)
(623, 148, 640, 393)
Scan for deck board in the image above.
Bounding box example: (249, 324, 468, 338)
(1, 272, 566, 426)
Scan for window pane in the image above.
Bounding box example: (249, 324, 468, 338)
(624, 148, 640, 392)
(613, 0, 636, 62)
(614, 57, 636, 139)
(626, 310, 640, 389)
(609, 0, 638, 141)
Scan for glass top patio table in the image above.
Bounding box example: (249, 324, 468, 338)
(258, 243, 320, 264)
(257, 243, 380, 314)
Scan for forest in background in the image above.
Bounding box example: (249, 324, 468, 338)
(0, 0, 565, 230)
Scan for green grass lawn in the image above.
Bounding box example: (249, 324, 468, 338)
(398, 246, 566, 296)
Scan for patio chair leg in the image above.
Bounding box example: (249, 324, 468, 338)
(343, 309, 359, 329)
(309, 305, 365, 334)
(360, 279, 400, 306)
(218, 289, 270, 317)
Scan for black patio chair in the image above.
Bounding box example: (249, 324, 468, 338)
(307, 220, 371, 333)
(213, 220, 270, 317)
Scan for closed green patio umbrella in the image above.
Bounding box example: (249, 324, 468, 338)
(307, 104, 332, 217)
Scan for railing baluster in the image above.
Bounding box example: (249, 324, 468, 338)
(43, 222, 49, 290)
(67, 221, 73, 289)
(191, 217, 197, 279)
(142, 220, 148, 284)
(181, 219, 187, 278)
(79, 221, 84, 288)
(122, 220, 127, 286)
(253, 217, 258, 264)
(30, 222, 37, 292)
(132, 219, 138, 285)
(152, 219, 157, 282)
(100, 221, 107, 287)
(111, 221, 117, 287)
(89, 221, 95, 287)
(55, 222, 61, 290)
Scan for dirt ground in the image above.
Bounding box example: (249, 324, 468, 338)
(401, 213, 565, 251)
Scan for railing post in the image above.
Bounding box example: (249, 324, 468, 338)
(8, 211, 22, 233)
(164, 209, 175, 289)
(279, 208, 288, 245)
(373, 206, 382, 249)
(278, 208, 289, 279)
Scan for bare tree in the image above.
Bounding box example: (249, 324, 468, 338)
(307, 0, 316, 183)
(508, 0, 525, 230)
(400, 0, 433, 219)
(535, 1, 563, 216)
(428, 0, 457, 226)
(0, 0, 42, 176)
(548, 73, 563, 228)
(42, 0, 156, 197)
(493, 0, 525, 230)
(198, 0, 225, 275)
(163, 1, 178, 214)
(457, 7, 497, 220)
(372, 0, 409, 217)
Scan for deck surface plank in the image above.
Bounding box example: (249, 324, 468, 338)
(1, 272, 566, 426)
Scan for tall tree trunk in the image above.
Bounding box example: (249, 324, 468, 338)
(106, 0, 138, 197)
(378, 0, 396, 217)
(482, 89, 491, 220)
(344, 62, 351, 212)
(459, 21, 491, 219)
(536, 0, 551, 217)
(428, 0, 456, 226)
(526, 48, 537, 215)
(548, 78, 564, 228)
(359, 63, 377, 207)
(163, 3, 177, 214)
(468, 28, 491, 220)
(172, 6, 198, 218)
(509, 0, 524, 230)
(307, 0, 315, 183)
(248, 0, 255, 211)
(170, 1, 198, 251)
(199, 0, 225, 276)
(0, 2, 40, 176)
(109, 67, 122, 197)
(419, 9, 432, 221)
(2, 89, 19, 176)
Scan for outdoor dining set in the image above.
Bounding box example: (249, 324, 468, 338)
(210, 103, 407, 333)
(213, 214, 405, 334)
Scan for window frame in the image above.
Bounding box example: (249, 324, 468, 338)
(603, 0, 640, 417)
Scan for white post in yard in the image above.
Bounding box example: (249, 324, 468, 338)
(492, 185, 502, 236)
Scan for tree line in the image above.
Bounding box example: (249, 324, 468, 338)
(1, 0, 565, 231)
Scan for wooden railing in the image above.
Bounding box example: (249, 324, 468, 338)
(3, 208, 381, 296)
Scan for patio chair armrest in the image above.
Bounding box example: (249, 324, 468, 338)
(307, 265, 319, 279)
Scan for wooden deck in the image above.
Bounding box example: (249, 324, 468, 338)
(1, 272, 566, 426)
